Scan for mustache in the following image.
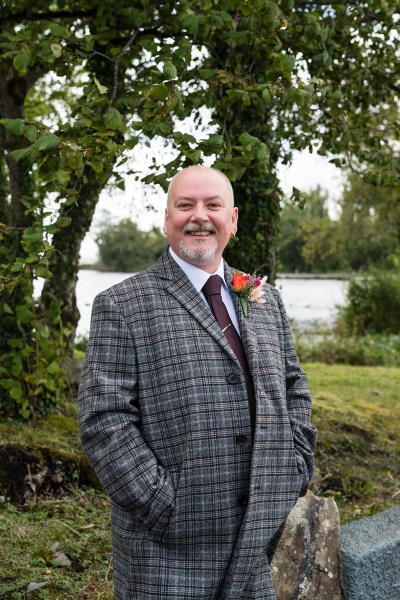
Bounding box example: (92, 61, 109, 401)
(183, 223, 217, 234)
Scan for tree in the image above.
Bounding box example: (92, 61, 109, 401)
(1, 0, 399, 417)
(339, 174, 400, 271)
(278, 186, 344, 272)
(96, 220, 166, 272)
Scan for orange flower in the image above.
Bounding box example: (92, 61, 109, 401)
(231, 273, 249, 291)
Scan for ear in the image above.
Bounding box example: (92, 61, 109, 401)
(163, 207, 168, 235)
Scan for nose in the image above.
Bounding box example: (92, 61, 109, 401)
(190, 202, 209, 222)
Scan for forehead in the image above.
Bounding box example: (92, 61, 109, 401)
(169, 168, 232, 204)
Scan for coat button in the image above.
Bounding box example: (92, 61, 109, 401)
(227, 373, 239, 384)
(236, 435, 248, 445)
(238, 495, 248, 506)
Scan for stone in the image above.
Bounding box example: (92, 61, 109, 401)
(271, 491, 342, 600)
(339, 505, 400, 600)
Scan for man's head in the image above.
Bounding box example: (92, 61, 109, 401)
(163, 165, 238, 273)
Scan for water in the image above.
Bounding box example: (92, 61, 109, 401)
(75, 270, 348, 337)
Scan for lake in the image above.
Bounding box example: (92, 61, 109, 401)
(75, 270, 348, 337)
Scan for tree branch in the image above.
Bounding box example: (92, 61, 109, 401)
(1, 8, 96, 23)
(108, 29, 139, 107)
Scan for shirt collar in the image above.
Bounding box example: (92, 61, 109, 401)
(169, 247, 226, 294)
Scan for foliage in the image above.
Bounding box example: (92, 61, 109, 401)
(1, 1, 399, 419)
(95, 220, 166, 273)
(295, 331, 400, 367)
(339, 271, 400, 335)
(278, 177, 400, 273)
(339, 175, 400, 271)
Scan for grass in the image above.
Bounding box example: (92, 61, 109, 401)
(0, 363, 399, 598)
(306, 363, 400, 522)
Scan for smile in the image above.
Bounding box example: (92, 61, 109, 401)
(189, 231, 212, 236)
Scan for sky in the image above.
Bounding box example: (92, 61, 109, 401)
(80, 149, 345, 264)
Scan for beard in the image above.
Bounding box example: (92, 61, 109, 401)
(179, 223, 218, 266)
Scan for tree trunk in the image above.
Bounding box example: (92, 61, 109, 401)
(41, 170, 110, 340)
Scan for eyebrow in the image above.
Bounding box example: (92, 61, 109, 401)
(173, 195, 222, 206)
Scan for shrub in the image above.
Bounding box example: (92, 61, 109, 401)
(339, 271, 400, 335)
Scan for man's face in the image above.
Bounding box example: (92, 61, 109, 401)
(163, 167, 238, 273)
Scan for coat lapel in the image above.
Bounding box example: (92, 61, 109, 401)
(154, 249, 239, 365)
(224, 265, 260, 378)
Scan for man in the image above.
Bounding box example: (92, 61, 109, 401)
(78, 165, 317, 599)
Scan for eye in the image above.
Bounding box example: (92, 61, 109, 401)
(177, 202, 192, 209)
(209, 202, 222, 209)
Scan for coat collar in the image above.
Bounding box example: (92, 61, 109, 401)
(154, 248, 259, 375)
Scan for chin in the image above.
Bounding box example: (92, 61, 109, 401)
(179, 241, 218, 266)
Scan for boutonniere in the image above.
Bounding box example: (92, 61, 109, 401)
(230, 272, 268, 317)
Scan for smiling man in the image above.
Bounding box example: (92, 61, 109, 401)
(78, 165, 317, 600)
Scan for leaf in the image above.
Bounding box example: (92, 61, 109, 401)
(23, 125, 38, 142)
(36, 265, 50, 278)
(10, 147, 31, 162)
(162, 61, 177, 79)
(94, 77, 108, 95)
(36, 133, 61, 151)
(103, 107, 125, 131)
(281, 54, 296, 72)
(13, 52, 31, 74)
(3, 303, 13, 315)
(16, 305, 35, 324)
(55, 216, 72, 228)
(50, 43, 62, 58)
(147, 84, 169, 101)
(0, 118, 25, 135)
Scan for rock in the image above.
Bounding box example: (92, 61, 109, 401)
(340, 505, 400, 600)
(271, 491, 342, 600)
(51, 542, 72, 568)
(0, 444, 100, 502)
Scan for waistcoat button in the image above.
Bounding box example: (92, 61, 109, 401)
(227, 373, 239, 384)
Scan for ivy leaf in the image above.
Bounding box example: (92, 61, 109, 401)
(16, 305, 35, 324)
(36, 265, 50, 278)
(55, 216, 72, 228)
(0, 119, 25, 135)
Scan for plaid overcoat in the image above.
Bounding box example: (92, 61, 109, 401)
(78, 248, 317, 599)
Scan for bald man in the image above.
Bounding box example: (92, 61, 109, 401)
(78, 166, 317, 599)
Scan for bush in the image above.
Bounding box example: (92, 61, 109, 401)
(339, 271, 400, 335)
(295, 332, 400, 367)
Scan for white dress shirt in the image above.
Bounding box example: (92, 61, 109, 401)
(169, 247, 241, 335)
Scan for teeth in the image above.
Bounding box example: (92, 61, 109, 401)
(189, 231, 211, 236)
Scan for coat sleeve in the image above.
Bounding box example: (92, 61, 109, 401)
(274, 289, 317, 497)
(77, 290, 175, 537)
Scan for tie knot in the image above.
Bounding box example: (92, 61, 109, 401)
(203, 274, 222, 298)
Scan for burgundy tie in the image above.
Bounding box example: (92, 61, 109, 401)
(202, 275, 256, 433)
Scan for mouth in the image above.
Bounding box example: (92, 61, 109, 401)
(188, 230, 212, 237)
(183, 224, 216, 238)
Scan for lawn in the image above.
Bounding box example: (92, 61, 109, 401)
(0, 363, 398, 598)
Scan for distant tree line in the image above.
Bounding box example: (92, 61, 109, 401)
(95, 220, 166, 273)
(278, 175, 399, 273)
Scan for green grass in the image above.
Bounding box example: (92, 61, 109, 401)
(0, 364, 399, 597)
(306, 363, 400, 522)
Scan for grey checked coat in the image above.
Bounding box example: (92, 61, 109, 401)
(78, 248, 317, 599)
